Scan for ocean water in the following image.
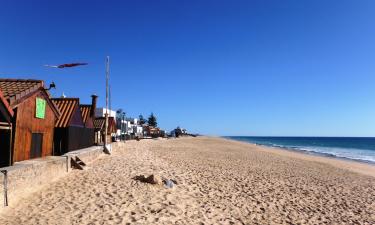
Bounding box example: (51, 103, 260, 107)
(225, 136, 375, 164)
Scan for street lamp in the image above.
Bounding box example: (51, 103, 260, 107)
(122, 112, 126, 142)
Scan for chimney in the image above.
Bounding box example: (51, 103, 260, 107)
(91, 94, 98, 117)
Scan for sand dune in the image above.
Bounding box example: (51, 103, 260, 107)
(0, 137, 374, 224)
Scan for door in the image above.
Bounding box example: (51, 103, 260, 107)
(30, 133, 43, 159)
(0, 128, 11, 167)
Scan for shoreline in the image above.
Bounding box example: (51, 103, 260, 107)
(223, 136, 375, 164)
(220, 136, 375, 178)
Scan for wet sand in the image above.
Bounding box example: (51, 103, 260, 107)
(0, 136, 374, 224)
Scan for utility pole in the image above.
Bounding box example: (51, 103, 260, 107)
(104, 56, 110, 153)
(109, 85, 115, 141)
(120, 113, 123, 141)
(123, 112, 126, 142)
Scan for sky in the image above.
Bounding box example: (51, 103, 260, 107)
(1, 0, 375, 136)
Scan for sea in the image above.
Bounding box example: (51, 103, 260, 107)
(225, 136, 375, 164)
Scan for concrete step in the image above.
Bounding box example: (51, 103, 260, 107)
(71, 157, 87, 170)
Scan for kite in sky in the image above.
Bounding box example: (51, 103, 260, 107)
(44, 63, 88, 68)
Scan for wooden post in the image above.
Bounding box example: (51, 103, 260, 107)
(1, 170, 8, 206)
(104, 56, 110, 154)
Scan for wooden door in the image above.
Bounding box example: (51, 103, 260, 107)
(30, 133, 43, 159)
(0, 129, 11, 167)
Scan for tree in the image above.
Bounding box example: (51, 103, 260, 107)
(116, 109, 124, 129)
(116, 109, 126, 137)
(148, 113, 157, 127)
(139, 114, 146, 125)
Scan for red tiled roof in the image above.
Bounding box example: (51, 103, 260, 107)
(0, 79, 60, 118)
(80, 105, 92, 123)
(0, 79, 44, 105)
(52, 98, 79, 128)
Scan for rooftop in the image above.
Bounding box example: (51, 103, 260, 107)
(80, 105, 92, 124)
(51, 98, 80, 128)
(0, 79, 44, 105)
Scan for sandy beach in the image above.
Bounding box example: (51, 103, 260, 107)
(0, 136, 374, 224)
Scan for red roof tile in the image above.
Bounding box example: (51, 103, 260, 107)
(0, 79, 60, 118)
(0, 79, 44, 105)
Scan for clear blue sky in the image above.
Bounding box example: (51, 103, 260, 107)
(1, 0, 375, 136)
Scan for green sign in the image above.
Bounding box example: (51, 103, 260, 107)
(35, 98, 46, 119)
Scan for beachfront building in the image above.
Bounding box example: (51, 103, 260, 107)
(95, 107, 117, 142)
(79, 95, 97, 147)
(143, 125, 162, 138)
(115, 112, 126, 140)
(0, 79, 60, 166)
(124, 118, 143, 139)
(94, 116, 117, 143)
(52, 95, 97, 155)
(107, 116, 117, 142)
(133, 124, 144, 137)
(93, 117, 105, 144)
(95, 107, 116, 118)
(52, 98, 84, 155)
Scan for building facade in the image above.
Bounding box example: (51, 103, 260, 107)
(0, 79, 60, 166)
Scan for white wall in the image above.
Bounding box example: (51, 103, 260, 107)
(95, 108, 116, 118)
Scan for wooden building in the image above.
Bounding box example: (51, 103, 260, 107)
(51, 98, 84, 155)
(94, 116, 116, 144)
(0, 79, 60, 166)
(52, 95, 97, 155)
(79, 95, 97, 147)
(79, 95, 98, 146)
(93, 117, 105, 144)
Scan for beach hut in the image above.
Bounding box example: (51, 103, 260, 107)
(94, 116, 116, 143)
(52, 95, 97, 155)
(93, 117, 105, 144)
(79, 95, 97, 148)
(51, 98, 85, 155)
(0, 79, 60, 166)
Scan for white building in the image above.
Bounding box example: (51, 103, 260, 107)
(124, 118, 143, 137)
(95, 108, 117, 118)
(94, 109, 144, 139)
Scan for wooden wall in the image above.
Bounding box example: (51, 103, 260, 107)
(53, 127, 94, 155)
(70, 105, 85, 127)
(12, 91, 57, 163)
(85, 116, 95, 129)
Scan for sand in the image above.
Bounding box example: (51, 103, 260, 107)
(0, 136, 374, 224)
